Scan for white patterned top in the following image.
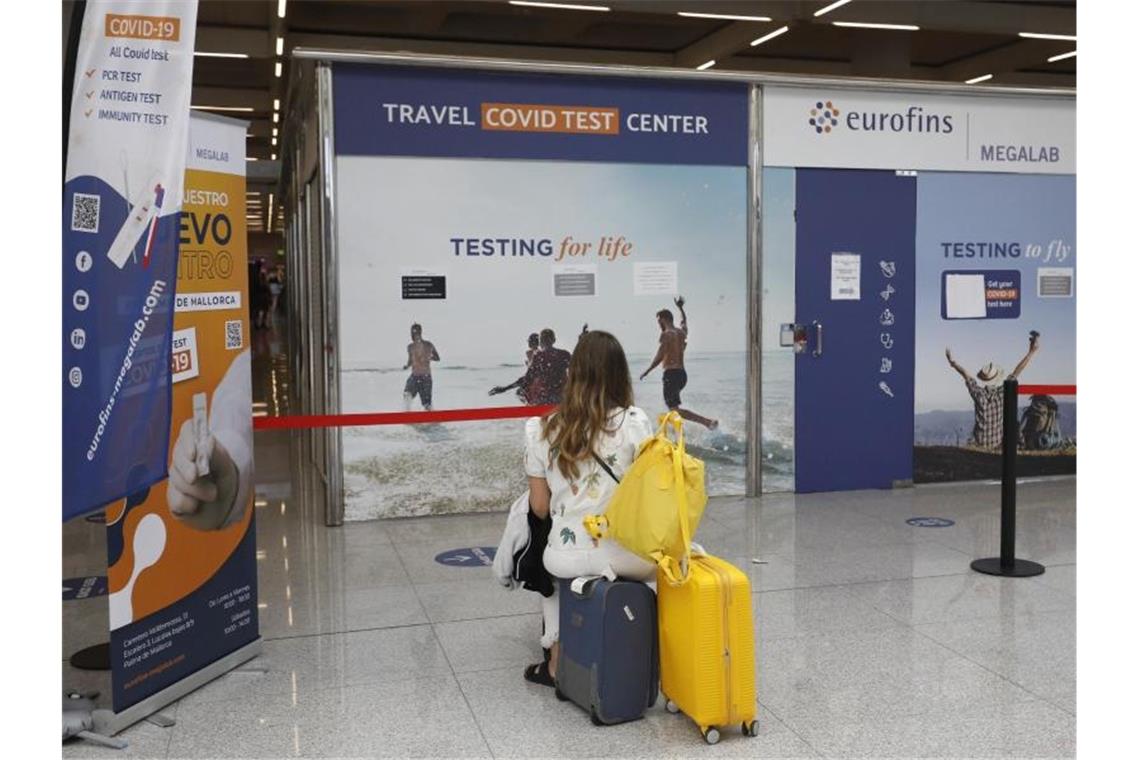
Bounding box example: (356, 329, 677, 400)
(524, 407, 653, 551)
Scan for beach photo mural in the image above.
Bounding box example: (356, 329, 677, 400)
(914, 172, 1075, 482)
(331, 66, 750, 519)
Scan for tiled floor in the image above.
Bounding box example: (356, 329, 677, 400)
(62, 472, 1076, 759)
(62, 326, 1076, 758)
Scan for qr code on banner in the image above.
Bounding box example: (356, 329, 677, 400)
(71, 193, 100, 233)
(225, 320, 243, 350)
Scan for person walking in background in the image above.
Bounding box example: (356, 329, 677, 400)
(639, 296, 718, 430)
(247, 260, 261, 327)
(267, 271, 283, 329)
(521, 330, 655, 686)
(490, 328, 572, 405)
(403, 323, 440, 411)
(945, 331, 1041, 449)
(252, 263, 271, 330)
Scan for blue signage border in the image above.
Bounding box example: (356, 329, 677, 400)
(332, 64, 749, 166)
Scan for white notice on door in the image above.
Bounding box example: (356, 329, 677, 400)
(831, 253, 860, 300)
(633, 261, 678, 296)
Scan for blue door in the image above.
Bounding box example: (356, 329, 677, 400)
(794, 169, 916, 492)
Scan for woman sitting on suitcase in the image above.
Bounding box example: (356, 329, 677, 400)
(522, 330, 656, 686)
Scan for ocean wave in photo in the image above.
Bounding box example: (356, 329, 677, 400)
(339, 350, 795, 519)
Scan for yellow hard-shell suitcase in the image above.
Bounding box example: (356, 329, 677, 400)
(657, 552, 758, 745)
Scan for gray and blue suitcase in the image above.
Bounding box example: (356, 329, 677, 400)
(555, 577, 659, 725)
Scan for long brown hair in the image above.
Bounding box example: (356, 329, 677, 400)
(541, 331, 634, 480)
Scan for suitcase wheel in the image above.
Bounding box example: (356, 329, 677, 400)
(665, 699, 680, 715)
(554, 687, 568, 702)
(743, 720, 760, 737)
(703, 727, 721, 745)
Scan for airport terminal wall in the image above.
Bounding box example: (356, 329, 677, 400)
(277, 54, 1074, 523)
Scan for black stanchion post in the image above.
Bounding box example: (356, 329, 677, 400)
(1000, 377, 1018, 571)
(971, 378, 1046, 578)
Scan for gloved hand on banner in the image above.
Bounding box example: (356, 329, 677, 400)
(166, 349, 254, 531)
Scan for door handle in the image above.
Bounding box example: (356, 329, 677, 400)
(812, 320, 823, 357)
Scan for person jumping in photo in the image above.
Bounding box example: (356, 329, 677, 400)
(490, 328, 571, 405)
(640, 296, 718, 430)
(945, 331, 1040, 450)
(403, 323, 440, 411)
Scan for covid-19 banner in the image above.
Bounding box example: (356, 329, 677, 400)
(331, 65, 750, 519)
(63, 0, 199, 520)
(106, 113, 258, 713)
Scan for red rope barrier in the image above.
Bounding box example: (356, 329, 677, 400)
(254, 383, 1073, 430)
(253, 404, 557, 430)
(1017, 384, 1076, 396)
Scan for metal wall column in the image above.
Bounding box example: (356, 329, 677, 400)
(316, 63, 344, 526)
(746, 85, 763, 497)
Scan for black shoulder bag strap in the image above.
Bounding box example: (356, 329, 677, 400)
(592, 452, 621, 484)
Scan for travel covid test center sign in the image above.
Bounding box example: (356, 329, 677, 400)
(105, 112, 258, 713)
(63, 0, 198, 520)
(331, 65, 750, 519)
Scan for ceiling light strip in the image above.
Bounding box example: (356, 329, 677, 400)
(194, 51, 249, 59)
(191, 106, 254, 112)
(1047, 50, 1077, 63)
(678, 12, 771, 22)
(965, 74, 993, 84)
(813, 0, 852, 17)
(508, 1, 610, 11)
(833, 22, 920, 31)
(696, 59, 716, 71)
(1019, 32, 1076, 41)
(751, 26, 790, 46)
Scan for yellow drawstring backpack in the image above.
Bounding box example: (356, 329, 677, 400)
(583, 411, 708, 584)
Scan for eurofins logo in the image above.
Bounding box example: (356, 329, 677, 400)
(809, 99, 955, 136)
(808, 100, 839, 135)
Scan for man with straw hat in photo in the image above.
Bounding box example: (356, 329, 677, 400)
(945, 332, 1041, 449)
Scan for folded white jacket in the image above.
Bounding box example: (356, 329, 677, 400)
(492, 492, 531, 589)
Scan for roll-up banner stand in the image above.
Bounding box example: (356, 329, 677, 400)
(96, 112, 261, 733)
(63, 0, 198, 520)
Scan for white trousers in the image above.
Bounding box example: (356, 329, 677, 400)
(539, 541, 656, 648)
